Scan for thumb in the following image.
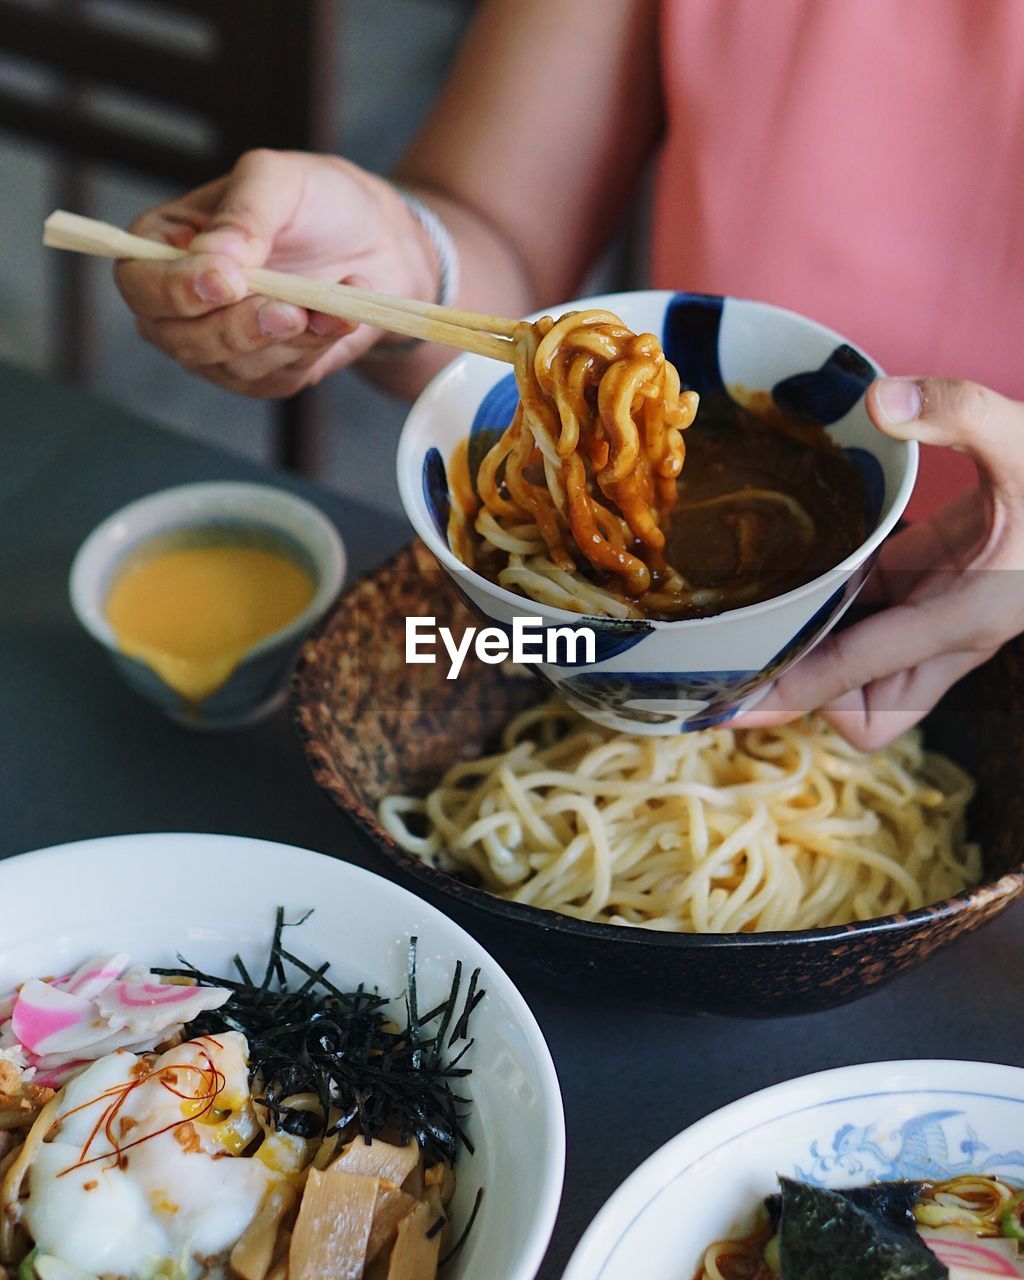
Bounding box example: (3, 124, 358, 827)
(868, 376, 1024, 499)
(189, 150, 301, 268)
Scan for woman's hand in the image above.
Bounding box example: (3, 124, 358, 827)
(738, 377, 1024, 749)
(114, 150, 439, 397)
(114, 1, 664, 402)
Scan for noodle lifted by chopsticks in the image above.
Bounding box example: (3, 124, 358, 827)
(452, 311, 700, 619)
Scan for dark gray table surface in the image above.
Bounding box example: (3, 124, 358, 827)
(1, 360, 1021, 1279)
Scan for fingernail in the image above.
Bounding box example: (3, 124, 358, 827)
(193, 229, 251, 260)
(195, 267, 244, 305)
(258, 301, 305, 336)
(874, 378, 922, 427)
(309, 311, 351, 337)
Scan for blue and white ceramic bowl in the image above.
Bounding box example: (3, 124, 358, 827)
(397, 291, 917, 735)
(563, 1059, 1024, 1280)
(70, 481, 346, 729)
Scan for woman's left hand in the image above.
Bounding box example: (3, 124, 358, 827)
(736, 376, 1024, 749)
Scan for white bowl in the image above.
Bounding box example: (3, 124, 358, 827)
(0, 833, 565, 1280)
(563, 1059, 1024, 1280)
(397, 291, 917, 734)
(69, 482, 346, 729)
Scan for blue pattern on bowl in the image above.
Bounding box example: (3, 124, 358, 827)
(468, 372, 519, 492)
(682, 706, 753, 732)
(558, 669, 759, 728)
(794, 1108, 1024, 1185)
(544, 619, 652, 665)
(759, 565, 871, 675)
(442, 576, 653, 663)
(423, 447, 450, 540)
(662, 293, 726, 394)
(845, 447, 885, 527)
(663, 295, 884, 529)
(772, 343, 877, 425)
(552, 566, 872, 731)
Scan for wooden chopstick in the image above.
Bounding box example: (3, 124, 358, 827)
(42, 210, 518, 363)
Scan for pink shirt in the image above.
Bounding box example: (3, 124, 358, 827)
(652, 0, 1024, 519)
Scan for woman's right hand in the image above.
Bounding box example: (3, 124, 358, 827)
(115, 0, 665, 400)
(114, 150, 439, 397)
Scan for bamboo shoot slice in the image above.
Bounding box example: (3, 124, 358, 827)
(289, 1168, 379, 1280)
(367, 1180, 419, 1264)
(384, 1200, 443, 1280)
(230, 1181, 298, 1280)
(335, 1137, 420, 1186)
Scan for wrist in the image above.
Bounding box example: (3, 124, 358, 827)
(392, 186, 460, 307)
(392, 191, 442, 304)
(374, 183, 462, 352)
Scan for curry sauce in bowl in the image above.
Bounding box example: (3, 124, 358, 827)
(657, 392, 868, 618)
(460, 388, 870, 624)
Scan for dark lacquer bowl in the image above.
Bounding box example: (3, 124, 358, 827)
(292, 541, 1024, 1017)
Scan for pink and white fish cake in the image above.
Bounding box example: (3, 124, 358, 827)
(0, 954, 229, 1087)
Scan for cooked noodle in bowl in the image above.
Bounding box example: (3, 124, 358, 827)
(451, 311, 699, 620)
(380, 699, 981, 933)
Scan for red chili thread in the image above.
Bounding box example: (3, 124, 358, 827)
(56, 1044, 227, 1177)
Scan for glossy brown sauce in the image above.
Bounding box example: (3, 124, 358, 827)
(659, 393, 867, 618)
(454, 394, 867, 621)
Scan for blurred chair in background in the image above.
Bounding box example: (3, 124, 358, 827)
(0, 0, 334, 470)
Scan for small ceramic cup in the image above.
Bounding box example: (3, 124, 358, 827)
(398, 291, 917, 735)
(70, 481, 346, 729)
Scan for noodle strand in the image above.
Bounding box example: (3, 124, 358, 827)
(380, 701, 981, 933)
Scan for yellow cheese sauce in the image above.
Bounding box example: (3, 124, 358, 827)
(105, 544, 315, 702)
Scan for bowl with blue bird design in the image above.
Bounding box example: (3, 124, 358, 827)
(564, 1060, 1024, 1280)
(397, 291, 916, 735)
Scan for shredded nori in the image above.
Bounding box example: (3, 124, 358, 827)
(439, 1186, 485, 1266)
(153, 908, 485, 1166)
